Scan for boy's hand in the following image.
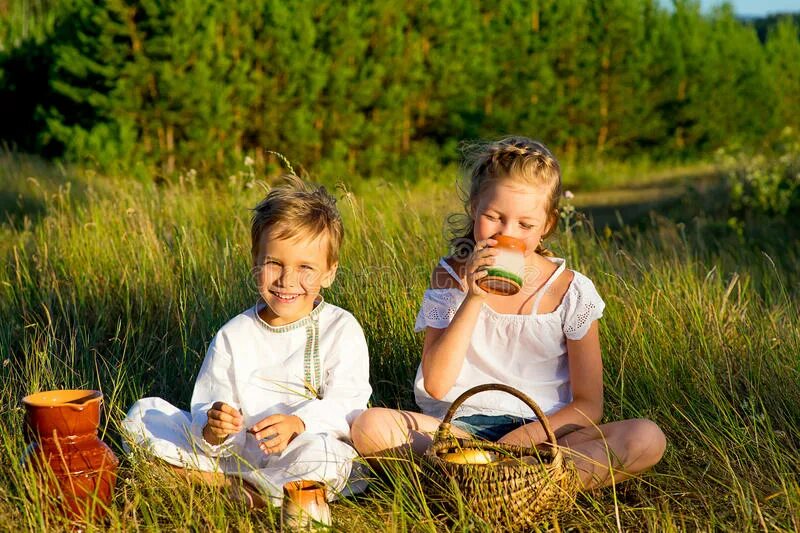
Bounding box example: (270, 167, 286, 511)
(465, 237, 498, 297)
(250, 414, 305, 455)
(203, 401, 244, 445)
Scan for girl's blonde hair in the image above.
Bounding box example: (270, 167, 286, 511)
(251, 175, 343, 265)
(448, 136, 562, 257)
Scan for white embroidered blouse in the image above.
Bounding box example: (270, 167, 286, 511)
(413, 257, 605, 420)
(189, 299, 372, 457)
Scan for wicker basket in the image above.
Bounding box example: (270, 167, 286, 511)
(421, 384, 579, 530)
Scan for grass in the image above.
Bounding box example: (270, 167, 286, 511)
(0, 151, 798, 531)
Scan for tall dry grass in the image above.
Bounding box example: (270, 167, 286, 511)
(0, 152, 797, 531)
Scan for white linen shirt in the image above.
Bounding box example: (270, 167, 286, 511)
(413, 257, 605, 421)
(189, 300, 372, 458)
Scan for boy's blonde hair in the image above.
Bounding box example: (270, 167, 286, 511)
(251, 176, 343, 265)
(449, 136, 562, 257)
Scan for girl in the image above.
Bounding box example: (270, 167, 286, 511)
(351, 137, 666, 489)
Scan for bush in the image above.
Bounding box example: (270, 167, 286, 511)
(722, 129, 800, 224)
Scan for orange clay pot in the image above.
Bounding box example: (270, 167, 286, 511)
(22, 390, 119, 523)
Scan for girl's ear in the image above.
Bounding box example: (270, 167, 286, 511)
(321, 262, 339, 288)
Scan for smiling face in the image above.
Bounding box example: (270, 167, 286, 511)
(472, 180, 554, 256)
(253, 229, 338, 326)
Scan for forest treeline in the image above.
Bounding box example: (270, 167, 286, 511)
(1, 0, 799, 179)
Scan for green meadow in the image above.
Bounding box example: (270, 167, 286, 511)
(0, 151, 798, 531)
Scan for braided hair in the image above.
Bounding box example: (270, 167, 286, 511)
(448, 136, 562, 258)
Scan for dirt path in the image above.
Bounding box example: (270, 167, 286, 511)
(573, 164, 721, 228)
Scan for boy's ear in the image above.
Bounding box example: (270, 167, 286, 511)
(321, 261, 339, 288)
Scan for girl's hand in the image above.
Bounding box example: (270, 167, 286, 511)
(250, 414, 305, 455)
(203, 401, 244, 445)
(465, 238, 498, 297)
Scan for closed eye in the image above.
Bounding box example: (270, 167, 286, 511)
(520, 222, 534, 229)
(483, 214, 499, 221)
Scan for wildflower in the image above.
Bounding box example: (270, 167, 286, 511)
(244, 156, 255, 167)
(564, 190, 574, 200)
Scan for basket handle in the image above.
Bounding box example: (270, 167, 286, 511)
(439, 383, 560, 452)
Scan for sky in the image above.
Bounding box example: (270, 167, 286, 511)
(700, 0, 800, 16)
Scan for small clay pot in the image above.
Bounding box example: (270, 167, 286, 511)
(22, 389, 119, 523)
(281, 480, 331, 530)
(477, 235, 527, 295)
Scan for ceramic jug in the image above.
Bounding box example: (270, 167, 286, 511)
(22, 389, 119, 522)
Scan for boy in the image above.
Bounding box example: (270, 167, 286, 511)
(123, 176, 371, 506)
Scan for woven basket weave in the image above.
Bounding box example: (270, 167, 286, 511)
(421, 384, 579, 530)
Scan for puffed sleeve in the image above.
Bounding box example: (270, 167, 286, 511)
(189, 334, 247, 457)
(291, 314, 372, 440)
(561, 272, 606, 340)
(413, 288, 467, 332)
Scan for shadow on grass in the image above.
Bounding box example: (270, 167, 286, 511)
(0, 188, 47, 228)
(0, 150, 94, 231)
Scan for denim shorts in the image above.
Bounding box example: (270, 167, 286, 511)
(451, 414, 535, 442)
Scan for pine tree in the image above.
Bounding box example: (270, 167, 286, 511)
(765, 17, 800, 132)
(588, 0, 662, 157)
(5, 0, 792, 176)
(523, 0, 588, 152)
(492, 0, 596, 158)
(42, 0, 134, 166)
(700, 4, 777, 149)
(668, 0, 714, 154)
(246, 1, 329, 171)
(641, 3, 685, 157)
(411, 0, 485, 154)
(551, 0, 598, 157)
(312, 2, 387, 175)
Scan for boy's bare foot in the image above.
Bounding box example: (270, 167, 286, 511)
(227, 478, 269, 509)
(164, 462, 268, 508)
(168, 464, 230, 487)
